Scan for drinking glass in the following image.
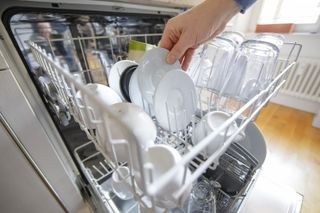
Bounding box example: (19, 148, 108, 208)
(254, 33, 285, 49)
(194, 37, 236, 93)
(237, 39, 279, 102)
(111, 166, 134, 200)
(220, 31, 245, 46)
(186, 178, 216, 213)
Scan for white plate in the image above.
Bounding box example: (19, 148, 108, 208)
(128, 69, 154, 115)
(154, 69, 197, 131)
(109, 60, 137, 100)
(137, 48, 180, 104)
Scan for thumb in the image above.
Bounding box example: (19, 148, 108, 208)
(166, 34, 190, 64)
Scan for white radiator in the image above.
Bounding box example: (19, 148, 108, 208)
(271, 58, 320, 113)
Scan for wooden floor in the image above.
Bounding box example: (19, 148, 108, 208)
(255, 103, 320, 213)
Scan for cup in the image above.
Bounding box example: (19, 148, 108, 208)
(111, 166, 134, 200)
(135, 144, 192, 209)
(192, 111, 244, 157)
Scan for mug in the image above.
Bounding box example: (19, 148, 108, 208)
(135, 144, 192, 209)
(192, 111, 245, 157)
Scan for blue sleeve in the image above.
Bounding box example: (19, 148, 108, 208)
(233, 0, 257, 13)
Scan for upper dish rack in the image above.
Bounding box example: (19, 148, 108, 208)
(28, 33, 301, 211)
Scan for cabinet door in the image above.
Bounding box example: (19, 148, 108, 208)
(0, 117, 65, 213)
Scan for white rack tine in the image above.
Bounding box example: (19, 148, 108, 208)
(173, 106, 179, 135)
(92, 165, 104, 176)
(47, 52, 53, 60)
(183, 109, 187, 143)
(198, 91, 203, 118)
(99, 162, 109, 173)
(62, 63, 70, 72)
(147, 103, 152, 116)
(165, 102, 172, 133)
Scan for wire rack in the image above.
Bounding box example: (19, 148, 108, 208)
(28, 33, 301, 212)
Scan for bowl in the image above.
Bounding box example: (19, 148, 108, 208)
(109, 60, 138, 100)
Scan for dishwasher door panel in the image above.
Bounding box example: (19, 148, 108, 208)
(0, 69, 84, 212)
(0, 116, 65, 213)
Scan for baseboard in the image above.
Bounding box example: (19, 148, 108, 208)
(270, 93, 319, 114)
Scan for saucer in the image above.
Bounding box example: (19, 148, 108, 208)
(137, 48, 180, 104)
(154, 69, 197, 131)
(109, 60, 137, 100)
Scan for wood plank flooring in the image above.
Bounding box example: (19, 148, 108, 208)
(255, 103, 320, 213)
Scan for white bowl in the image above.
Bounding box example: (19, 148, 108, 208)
(97, 103, 156, 168)
(109, 60, 138, 100)
(135, 144, 191, 209)
(75, 83, 122, 129)
(137, 47, 180, 104)
(128, 69, 154, 116)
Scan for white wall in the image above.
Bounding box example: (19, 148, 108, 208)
(229, 1, 320, 117)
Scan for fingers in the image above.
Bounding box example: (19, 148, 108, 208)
(166, 34, 191, 64)
(159, 26, 174, 50)
(181, 48, 196, 71)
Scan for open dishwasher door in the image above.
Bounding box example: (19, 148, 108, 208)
(238, 176, 303, 213)
(237, 123, 303, 213)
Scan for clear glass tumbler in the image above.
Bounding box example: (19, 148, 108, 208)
(194, 37, 236, 93)
(186, 178, 216, 213)
(220, 31, 245, 46)
(237, 39, 280, 102)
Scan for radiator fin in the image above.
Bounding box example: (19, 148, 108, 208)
(275, 58, 320, 103)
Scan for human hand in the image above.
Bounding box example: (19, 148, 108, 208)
(160, 0, 240, 70)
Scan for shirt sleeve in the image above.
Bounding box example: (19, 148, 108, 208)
(233, 0, 257, 13)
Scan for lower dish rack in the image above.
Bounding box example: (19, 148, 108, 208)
(27, 33, 301, 212)
(74, 136, 259, 213)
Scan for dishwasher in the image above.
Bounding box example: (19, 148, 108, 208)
(0, 1, 303, 213)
